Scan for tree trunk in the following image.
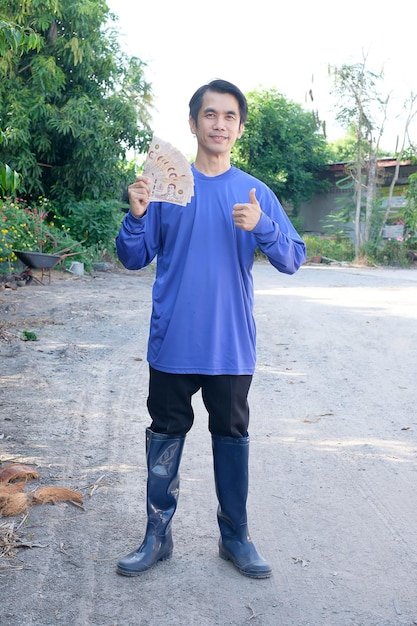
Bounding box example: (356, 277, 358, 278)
(377, 156, 401, 241)
(365, 153, 378, 242)
(377, 95, 417, 240)
(354, 165, 362, 258)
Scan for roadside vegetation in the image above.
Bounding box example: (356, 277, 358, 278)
(0, 1, 148, 273)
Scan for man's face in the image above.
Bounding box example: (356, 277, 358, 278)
(189, 90, 244, 156)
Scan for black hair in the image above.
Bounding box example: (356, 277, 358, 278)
(189, 79, 248, 126)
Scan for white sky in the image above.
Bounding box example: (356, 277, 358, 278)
(107, 0, 416, 159)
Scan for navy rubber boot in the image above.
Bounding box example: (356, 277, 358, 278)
(117, 428, 185, 576)
(212, 433, 272, 579)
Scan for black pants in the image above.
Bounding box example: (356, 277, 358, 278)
(147, 366, 252, 438)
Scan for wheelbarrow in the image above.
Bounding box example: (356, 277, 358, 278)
(13, 247, 83, 285)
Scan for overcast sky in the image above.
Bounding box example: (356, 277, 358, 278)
(107, 0, 416, 158)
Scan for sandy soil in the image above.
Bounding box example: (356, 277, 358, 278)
(1, 261, 417, 626)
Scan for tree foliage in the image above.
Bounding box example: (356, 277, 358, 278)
(328, 124, 389, 163)
(0, 162, 20, 196)
(0, 16, 41, 195)
(0, 17, 41, 57)
(232, 89, 331, 211)
(0, 0, 153, 205)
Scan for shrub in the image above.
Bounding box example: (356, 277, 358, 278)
(0, 197, 84, 273)
(373, 239, 410, 266)
(303, 235, 355, 262)
(53, 199, 124, 257)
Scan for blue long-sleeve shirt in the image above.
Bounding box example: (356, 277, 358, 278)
(116, 165, 306, 374)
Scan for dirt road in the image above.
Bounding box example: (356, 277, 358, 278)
(1, 262, 417, 626)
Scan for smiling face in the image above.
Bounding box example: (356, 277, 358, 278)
(189, 90, 244, 158)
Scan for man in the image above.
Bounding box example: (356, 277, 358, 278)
(115, 79, 306, 579)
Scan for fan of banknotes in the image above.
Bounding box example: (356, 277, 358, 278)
(142, 136, 194, 206)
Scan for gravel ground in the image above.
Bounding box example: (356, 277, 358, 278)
(1, 261, 417, 626)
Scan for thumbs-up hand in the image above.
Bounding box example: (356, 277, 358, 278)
(232, 188, 262, 231)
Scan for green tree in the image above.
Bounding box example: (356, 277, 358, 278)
(0, 16, 41, 195)
(232, 89, 330, 212)
(329, 60, 389, 257)
(0, 0, 153, 205)
(328, 124, 389, 163)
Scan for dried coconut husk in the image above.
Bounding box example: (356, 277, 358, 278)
(0, 464, 40, 484)
(0, 483, 25, 505)
(0, 483, 26, 496)
(32, 486, 83, 505)
(0, 492, 32, 517)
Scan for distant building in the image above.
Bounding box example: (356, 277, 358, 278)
(298, 158, 417, 237)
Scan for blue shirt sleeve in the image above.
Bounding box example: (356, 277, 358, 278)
(251, 188, 306, 274)
(116, 207, 161, 270)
